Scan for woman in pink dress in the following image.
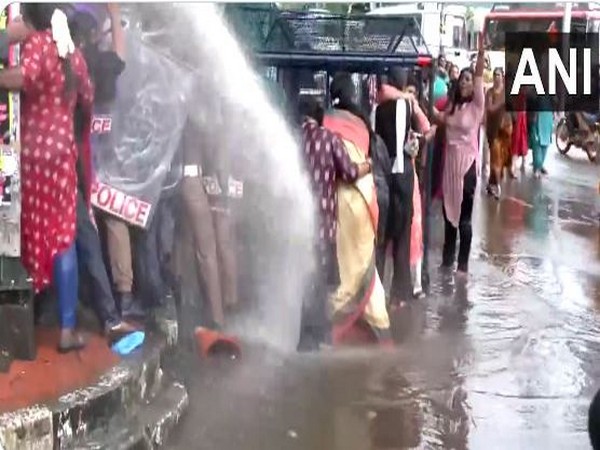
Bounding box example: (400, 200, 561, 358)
(433, 35, 486, 278)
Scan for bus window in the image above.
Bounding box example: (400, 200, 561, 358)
(485, 15, 590, 49)
(453, 25, 461, 47)
(484, 18, 581, 49)
(444, 14, 466, 48)
(452, 25, 468, 48)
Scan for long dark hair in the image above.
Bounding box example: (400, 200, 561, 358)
(330, 72, 378, 157)
(447, 79, 458, 105)
(330, 72, 372, 133)
(387, 66, 408, 91)
(298, 96, 324, 126)
(449, 67, 474, 115)
(70, 11, 124, 104)
(22, 3, 75, 96)
(382, 67, 420, 131)
(70, 11, 98, 52)
(69, 12, 100, 88)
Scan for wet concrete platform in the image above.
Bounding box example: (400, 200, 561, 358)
(169, 149, 600, 449)
(0, 328, 118, 414)
(0, 300, 187, 449)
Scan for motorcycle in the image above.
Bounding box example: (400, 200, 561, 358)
(555, 112, 599, 163)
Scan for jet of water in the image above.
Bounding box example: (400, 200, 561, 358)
(124, 3, 316, 351)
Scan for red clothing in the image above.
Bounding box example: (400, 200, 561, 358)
(512, 111, 529, 157)
(20, 31, 94, 292)
(511, 92, 528, 157)
(409, 165, 422, 265)
(435, 96, 448, 111)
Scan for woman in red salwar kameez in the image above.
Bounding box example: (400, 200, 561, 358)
(0, 4, 94, 351)
(510, 90, 528, 178)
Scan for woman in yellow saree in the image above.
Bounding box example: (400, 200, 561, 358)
(322, 73, 392, 345)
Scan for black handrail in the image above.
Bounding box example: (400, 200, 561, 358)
(225, 6, 432, 66)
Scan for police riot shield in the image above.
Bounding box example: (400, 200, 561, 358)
(89, 12, 193, 229)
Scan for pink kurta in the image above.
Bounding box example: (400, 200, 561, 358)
(409, 165, 423, 265)
(442, 77, 484, 228)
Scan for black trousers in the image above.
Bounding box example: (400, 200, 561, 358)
(132, 199, 173, 308)
(298, 241, 339, 350)
(442, 162, 477, 272)
(387, 156, 415, 302)
(75, 191, 120, 328)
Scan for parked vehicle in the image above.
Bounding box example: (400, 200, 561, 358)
(555, 112, 599, 163)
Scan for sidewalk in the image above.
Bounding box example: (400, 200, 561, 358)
(0, 329, 118, 414)
(0, 301, 187, 449)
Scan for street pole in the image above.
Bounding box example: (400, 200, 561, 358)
(562, 2, 572, 33)
(560, 2, 572, 116)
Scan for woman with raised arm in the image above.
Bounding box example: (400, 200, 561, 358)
(433, 34, 486, 279)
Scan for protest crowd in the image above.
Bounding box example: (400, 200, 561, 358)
(0, 3, 564, 355)
(3, 4, 600, 449)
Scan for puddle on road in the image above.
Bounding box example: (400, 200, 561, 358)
(170, 264, 596, 450)
(169, 159, 598, 450)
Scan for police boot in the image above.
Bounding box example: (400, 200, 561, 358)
(119, 292, 146, 321)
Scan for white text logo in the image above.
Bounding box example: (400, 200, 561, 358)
(510, 48, 591, 95)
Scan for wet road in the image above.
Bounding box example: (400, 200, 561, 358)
(168, 148, 599, 450)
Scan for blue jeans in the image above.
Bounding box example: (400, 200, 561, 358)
(75, 191, 120, 328)
(132, 199, 172, 308)
(54, 244, 78, 329)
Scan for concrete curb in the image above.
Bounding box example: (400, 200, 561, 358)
(0, 333, 186, 449)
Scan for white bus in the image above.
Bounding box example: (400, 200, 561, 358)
(368, 3, 471, 68)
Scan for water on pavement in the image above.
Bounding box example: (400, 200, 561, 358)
(169, 149, 600, 450)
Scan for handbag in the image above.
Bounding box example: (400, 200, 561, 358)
(404, 132, 420, 158)
(403, 100, 420, 158)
